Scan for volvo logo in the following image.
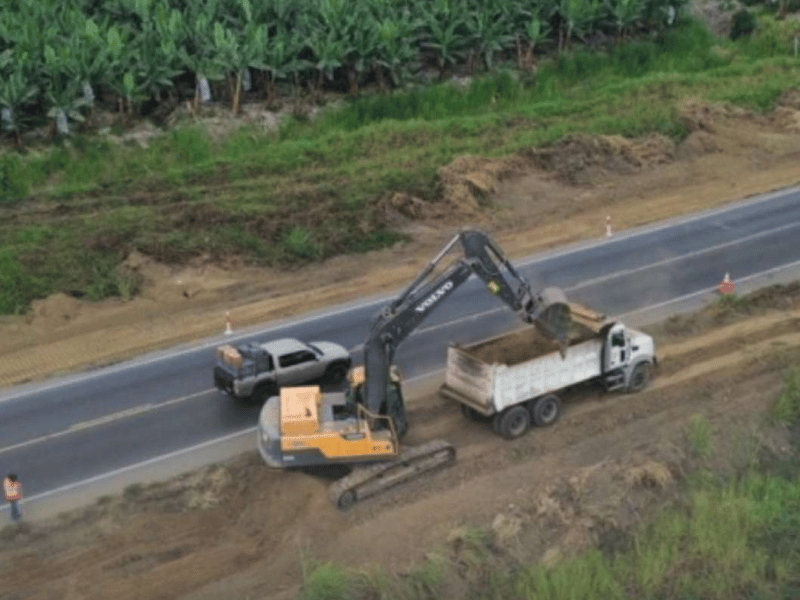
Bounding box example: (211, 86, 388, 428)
(415, 280, 454, 313)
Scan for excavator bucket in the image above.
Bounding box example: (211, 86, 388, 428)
(530, 287, 572, 357)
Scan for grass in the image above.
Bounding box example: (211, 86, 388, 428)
(4, 16, 800, 313)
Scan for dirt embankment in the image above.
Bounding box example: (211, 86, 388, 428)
(1, 282, 799, 600)
(3, 94, 800, 388)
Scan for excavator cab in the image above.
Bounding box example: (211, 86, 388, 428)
(345, 365, 409, 438)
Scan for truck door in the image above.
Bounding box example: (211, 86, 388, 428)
(277, 350, 321, 385)
(605, 324, 629, 372)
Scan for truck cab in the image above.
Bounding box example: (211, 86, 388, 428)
(603, 323, 656, 392)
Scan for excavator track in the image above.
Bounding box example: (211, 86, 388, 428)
(328, 440, 457, 510)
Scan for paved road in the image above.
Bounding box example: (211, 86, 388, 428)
(2, 185, 800, 496)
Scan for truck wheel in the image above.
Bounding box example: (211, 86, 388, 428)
(460, 404, 481, 421)
(531, 394, 562, 427)
(627, 363, 651, 393)
(496, 405, 531, 440)
(326, 363, 349, 385)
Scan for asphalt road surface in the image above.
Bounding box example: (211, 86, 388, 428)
(2, 185, 800, 497)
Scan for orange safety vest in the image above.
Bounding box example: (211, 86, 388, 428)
(3, 478, 21, 501)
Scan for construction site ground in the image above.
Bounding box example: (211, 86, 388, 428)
(4, 98, 800, 387)
(1, 281, 799, 600)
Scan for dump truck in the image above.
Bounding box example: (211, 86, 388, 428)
(439, 303, 657, 439)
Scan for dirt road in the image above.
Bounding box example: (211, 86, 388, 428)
(1, 282, 798, 600)
(3, 98, 800, 387)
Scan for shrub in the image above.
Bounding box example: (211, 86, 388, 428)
(731, 9, 757, 40)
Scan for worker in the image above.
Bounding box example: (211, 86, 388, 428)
(3, 473, 22, 522)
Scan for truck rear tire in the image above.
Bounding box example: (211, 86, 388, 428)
(627, 363, 651, 393)
(531, 394, 562, 427)
(495, 405, 531, 440)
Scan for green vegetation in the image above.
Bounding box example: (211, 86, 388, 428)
(3, 11, 800, 314)
(297, 371, 800, 600)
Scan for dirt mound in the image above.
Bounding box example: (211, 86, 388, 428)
(524, 133, 675, 185)
(437, 155, 528, 216)
(25, 293, 81, 329)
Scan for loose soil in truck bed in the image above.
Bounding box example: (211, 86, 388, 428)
(2, 281, 800, 600)
(464, 321, 599, 366)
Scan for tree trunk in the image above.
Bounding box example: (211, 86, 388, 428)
(558, 26, 564, 59)
(348, 69, 359, 97)
(232, 73, 242, 114)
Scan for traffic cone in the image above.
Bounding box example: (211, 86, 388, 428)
(605, 216, 613, 238)
(225, 311, 233, 335)
(718, 273, 735, 294)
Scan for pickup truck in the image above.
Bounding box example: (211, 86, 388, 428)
(439, 304, 657, 439)
(214, 337, 352, 402)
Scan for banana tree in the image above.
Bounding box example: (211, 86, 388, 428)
(260, 28, 308, 104)
(517, 15, 552, 72)
(306, 29, 351, 94)
(179, 13, 222, 110)
(344, 7, 383, 95)
(0, 64, 38, 145)
(466, 0, 516, 72)
(419, 0, 472, 79)
(607, 0, 643, 44)
(557, 0, 603, 55)
(210, 22, 264, 113)
(375, 13, 421, 91)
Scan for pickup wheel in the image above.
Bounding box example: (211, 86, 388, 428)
(531, 394, 562, 427)
(251, 384, 275, 405)
(325, 363, 349, 385)
(627, 362, 652, 393)
(495, 405, 531, 440)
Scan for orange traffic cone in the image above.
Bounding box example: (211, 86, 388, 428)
(225, 311, 233, 335)
(718, 273, 735, 294)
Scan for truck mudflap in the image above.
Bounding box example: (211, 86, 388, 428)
(438, 384, 495, 417)
(328, 440, 457, 510)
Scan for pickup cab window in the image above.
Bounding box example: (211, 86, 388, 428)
(279, 350, 318, 368)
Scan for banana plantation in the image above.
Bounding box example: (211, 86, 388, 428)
(0, 0, 686, 141)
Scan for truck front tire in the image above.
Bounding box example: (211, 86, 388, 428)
(494, 405, 531, 440)
(531, 394, 562, 427)
(627, 362, 652, 393)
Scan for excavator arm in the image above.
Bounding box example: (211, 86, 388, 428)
(361, 228, 572, 417)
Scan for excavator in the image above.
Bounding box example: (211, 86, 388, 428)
(256, 228, 572, 509)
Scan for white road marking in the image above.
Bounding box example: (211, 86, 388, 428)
(0, 388, 215, 456)
(3, 183, 799, 401)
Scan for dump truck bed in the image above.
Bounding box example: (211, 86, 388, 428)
(440, 319, 605, 415)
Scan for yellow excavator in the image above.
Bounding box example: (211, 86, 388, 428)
(256, 228, 572, 509)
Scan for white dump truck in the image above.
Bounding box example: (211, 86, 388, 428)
(439, 304, 657, 439)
